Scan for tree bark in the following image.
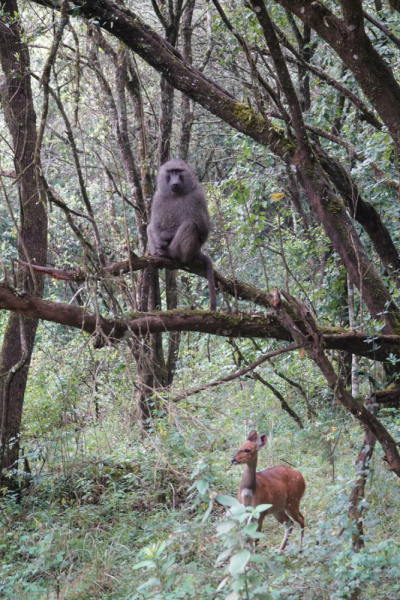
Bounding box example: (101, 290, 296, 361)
(348, 398, 377, 551)
(4, 280, 400, 361)
(0, 0, 47, 473)
(348, 278, 360, 399)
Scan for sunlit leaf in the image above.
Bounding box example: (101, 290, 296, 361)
(271, 192, 284, 201)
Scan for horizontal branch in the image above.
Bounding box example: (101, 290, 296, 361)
(1, 282, 400, 360)
(17, 254, 286, 310)
(374, 383, 400, 408)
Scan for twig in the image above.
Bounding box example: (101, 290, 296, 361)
(167, 343, 302, 402)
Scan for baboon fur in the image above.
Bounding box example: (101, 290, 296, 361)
(147, 159, 217, 311)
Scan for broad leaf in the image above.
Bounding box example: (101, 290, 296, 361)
(154, 540, 166, 558)
(250, 555, 278, 574)
(202, 499, 213, 522)
(254, 503, 273, 512)
(217, 521, 236, 535)
(132, 559, 156, 570)
(225, 593, 240, 600)
(228, 549, 251, 575)
(217, 494, 241, 507)
(196, 478, 209, 495)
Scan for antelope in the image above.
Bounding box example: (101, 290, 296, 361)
(231, 430, 306, 553)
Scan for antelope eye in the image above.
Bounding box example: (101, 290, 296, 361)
(244, 449, 251, 453)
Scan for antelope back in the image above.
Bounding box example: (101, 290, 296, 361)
(254, 465, 305, 511)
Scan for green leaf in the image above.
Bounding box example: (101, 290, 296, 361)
(244, 522, 259, 537)
(217, 494, 241, 507)
(228, 549, 251, 575)
(217, 521, 236, 535)
(196, 478, 209, 495)
(154, 540, 166, 558)
(224, 593, 240, 600)
(249, 554, 278, 574)
(228, 504, 246, 517)
(237, 511, 250, 523)
(202, 500, 213, 522)
(161, 554, 176, 573)
(136, 577, 159, 591)
(247, 575, 261, 586)
(249, 555, 268, 564)
(132, 559, 156, 570)
(165, 571, 176, 591)
(232, 575, 246, 592)
(254, 503, 272, 512)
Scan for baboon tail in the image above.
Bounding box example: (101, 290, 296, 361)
(198, 252, 217, 311)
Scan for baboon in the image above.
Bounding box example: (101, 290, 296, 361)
(147, 159, 217, 311)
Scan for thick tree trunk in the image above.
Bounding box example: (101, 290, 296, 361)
(134, 263, 168, 422)
(0, 0, 47, 474)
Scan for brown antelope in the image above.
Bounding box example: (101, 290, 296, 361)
(231, 430, 306, 553)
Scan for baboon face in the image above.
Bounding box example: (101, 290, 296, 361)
(166, 168, 185, 194)
(157, 159, 197, 196)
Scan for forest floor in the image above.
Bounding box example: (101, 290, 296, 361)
(1, 379, 400, 600)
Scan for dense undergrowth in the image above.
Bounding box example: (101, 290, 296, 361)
(1, 325, 400, 600)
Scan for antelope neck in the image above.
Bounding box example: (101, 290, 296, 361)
(242, 455, 258, 492)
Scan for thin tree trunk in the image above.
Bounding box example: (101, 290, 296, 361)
(178, 0, 196, 162)
(348, 396, 377, 551)
(348, 277, 360, 398)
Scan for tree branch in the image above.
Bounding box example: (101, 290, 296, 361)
(1, 282, 400, 359)
(167, 344, 302, 402)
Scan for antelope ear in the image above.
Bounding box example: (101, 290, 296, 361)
(257, 434, 268, 449)
(247, 430, 258, 442)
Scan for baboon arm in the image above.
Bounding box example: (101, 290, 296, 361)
(196, 212, 210, 243)
(160, 229, 176, 242)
